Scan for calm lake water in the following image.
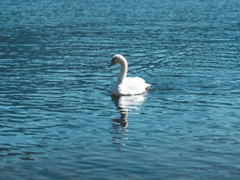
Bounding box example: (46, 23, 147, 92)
(1, 0, 240, 179)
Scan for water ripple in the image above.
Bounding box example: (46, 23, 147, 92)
(1, 0, 240, 179)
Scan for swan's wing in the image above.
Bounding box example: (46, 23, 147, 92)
(123, 77, 150, 95)
(124, 77, 145, 89)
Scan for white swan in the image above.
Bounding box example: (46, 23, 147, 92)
(109, 54, 151, 96)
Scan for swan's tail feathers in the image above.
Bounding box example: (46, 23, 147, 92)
(145, 84, 151, 90)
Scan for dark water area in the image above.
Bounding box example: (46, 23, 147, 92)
(1, 0, 240, 179)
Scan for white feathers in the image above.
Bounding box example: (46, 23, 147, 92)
(109, 54, 151, 96)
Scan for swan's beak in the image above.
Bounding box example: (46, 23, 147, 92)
(109, 62, 114, 67)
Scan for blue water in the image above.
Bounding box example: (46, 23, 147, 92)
(1, 0, 240, 179)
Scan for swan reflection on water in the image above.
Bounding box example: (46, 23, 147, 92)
(111, 94, 145, 145)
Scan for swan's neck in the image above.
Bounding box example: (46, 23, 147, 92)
(117, 61, 128, 84)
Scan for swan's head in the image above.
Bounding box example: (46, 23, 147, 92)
(109, 54, 126, 67)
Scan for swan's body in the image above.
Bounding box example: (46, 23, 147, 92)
(109, 54, 151, 96)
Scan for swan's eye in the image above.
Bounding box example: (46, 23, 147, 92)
(110, 57, 118, 66)
(109, 59, 116, 67)
(112, 57, 117, 63)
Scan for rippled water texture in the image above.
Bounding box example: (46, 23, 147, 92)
(1, 0, 240, 179)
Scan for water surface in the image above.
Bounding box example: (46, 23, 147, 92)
(1, 0, 240, 179)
